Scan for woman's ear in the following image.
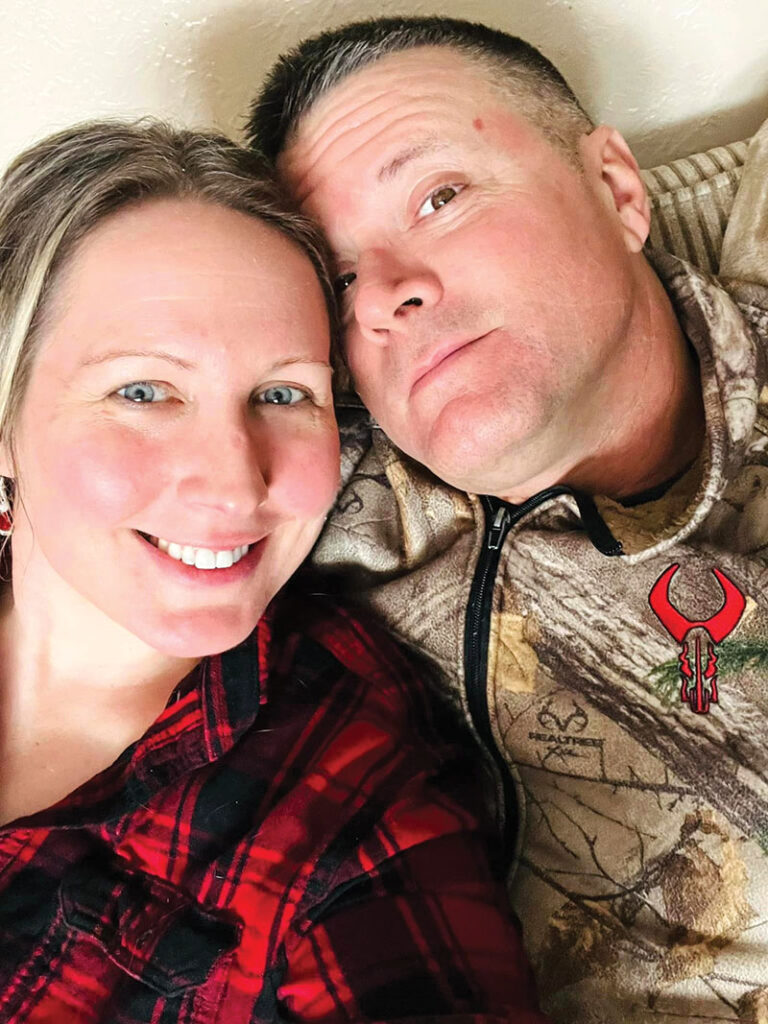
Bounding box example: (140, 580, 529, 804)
(0, 440, 14, 480)
(580, 125, 651, 254)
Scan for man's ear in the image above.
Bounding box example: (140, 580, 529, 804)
(579, 125, 651, 254)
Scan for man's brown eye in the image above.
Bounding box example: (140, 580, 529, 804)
(430, 186, 458, 210)
(417, 185, 463, 218)
(335, 272, 357, 294)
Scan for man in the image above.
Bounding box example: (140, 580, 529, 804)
(248, 16, 768, 1023)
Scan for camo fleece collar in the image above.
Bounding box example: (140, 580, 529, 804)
(593, 250, 765, 563)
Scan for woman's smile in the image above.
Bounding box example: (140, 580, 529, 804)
(139, 531, 255, 569)
(135, 528, 266, 584)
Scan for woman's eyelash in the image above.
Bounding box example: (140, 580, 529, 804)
(255, 384, 311, 406)
(115, 381, 169, 404)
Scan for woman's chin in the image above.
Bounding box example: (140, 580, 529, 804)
(134, 606, 264, 661)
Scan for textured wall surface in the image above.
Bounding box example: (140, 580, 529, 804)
(1, 0, 767, 172)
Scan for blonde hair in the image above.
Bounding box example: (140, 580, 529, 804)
(0, 119, 337, 469)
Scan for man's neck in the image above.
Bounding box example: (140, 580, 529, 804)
(502, 265, 706, 505)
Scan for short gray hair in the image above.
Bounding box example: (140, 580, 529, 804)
(0, 119, 337, 465)
(247, 16, 594, 162)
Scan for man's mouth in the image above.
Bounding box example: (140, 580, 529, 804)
(137, 531, 253, 570)
(410, 332, 491, 393)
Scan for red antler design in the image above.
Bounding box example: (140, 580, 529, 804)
(649, 563, 745, 643)
(706, 569, 747, 643)
(649, 564, 691, 643)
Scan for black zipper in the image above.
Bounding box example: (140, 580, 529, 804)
(463, 484, 619, 853)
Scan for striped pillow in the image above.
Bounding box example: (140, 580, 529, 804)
(641, 140, 749, 275)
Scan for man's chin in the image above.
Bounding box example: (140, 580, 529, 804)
(389, 405, 558, 498)
(397, 432, 511, 496)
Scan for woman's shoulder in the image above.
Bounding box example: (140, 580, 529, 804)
(223, 583, 478, 826)
(256, 589, 487, 855)
(265, 584, 446, 732)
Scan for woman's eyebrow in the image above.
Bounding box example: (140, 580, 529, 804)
(79, 351, 332, 373)
(79, 349, 195, 370)
(269, 357, 333, 370)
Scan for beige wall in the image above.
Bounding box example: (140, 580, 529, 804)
(2, 0, 767, 173)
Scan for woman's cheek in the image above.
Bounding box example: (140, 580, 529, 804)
(275, 427, 340, 519)
(44, 429, 162, 523)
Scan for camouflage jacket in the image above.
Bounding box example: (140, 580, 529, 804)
(313, 118, 768, 1024)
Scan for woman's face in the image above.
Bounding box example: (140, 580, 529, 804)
(5, 199, 339, 657)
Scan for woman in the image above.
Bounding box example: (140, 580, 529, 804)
(0, 121, 546, 1023)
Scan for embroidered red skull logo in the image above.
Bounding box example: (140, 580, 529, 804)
(649, 564, 745, 714)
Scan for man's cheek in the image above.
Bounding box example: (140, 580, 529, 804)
(345, 342, 386, 412)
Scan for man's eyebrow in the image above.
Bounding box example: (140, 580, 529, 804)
(376, 140, 450, 183)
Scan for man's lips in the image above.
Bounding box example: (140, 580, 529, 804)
(410, 332, 492, 394)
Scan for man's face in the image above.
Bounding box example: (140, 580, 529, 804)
(281, 48, 647, 500)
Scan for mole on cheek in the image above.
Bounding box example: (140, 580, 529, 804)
(473, 117, 484, 131)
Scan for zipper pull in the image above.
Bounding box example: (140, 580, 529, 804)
(487, 506, 511, 550)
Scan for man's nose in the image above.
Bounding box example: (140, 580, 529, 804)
(353, 248, 443, 343)
(175, 417, 269, 517)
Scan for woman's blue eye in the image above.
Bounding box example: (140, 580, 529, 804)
(116, 381, 167, 403)
(258, 385, 308, 406)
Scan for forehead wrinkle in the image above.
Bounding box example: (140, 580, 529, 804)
(287, 69, 472, 194)
(302, 48, 488, 144)
(295, 87, 397, 160)
(288, 102, 390, 200)
(289, 48, 500, 173)
(295, 109, 453, 207)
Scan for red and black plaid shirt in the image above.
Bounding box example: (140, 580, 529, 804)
(0, 595, 546, 1023)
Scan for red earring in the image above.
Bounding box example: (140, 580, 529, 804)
(0, 478, 12, 536)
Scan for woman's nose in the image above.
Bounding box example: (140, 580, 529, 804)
(175, 419, 269, 517)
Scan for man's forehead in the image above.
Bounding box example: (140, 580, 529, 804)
(280, 48, 503, 199)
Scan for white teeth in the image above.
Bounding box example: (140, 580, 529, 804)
(146, 534, 251, 571)
(195, 549, 216, 570)
(215, 549, 234, 569)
